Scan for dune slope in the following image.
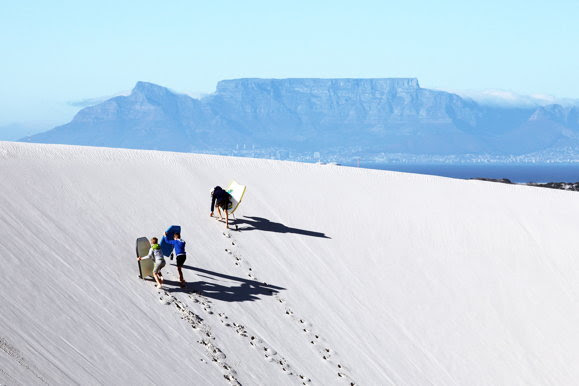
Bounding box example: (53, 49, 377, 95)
(1, 141, 579, 385)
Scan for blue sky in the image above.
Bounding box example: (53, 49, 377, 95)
(1, 0, 578, 135)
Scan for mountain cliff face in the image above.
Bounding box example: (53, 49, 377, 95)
(22, 79, 579, 157)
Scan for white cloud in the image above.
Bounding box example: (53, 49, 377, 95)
(67, 90, 132, 108)
(440, 88, 579, 108)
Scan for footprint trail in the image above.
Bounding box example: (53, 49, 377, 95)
(221, 230, 358, 385)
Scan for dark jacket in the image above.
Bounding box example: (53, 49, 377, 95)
(211, 186, 231, 212)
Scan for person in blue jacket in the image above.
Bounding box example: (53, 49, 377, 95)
(163, 231, 187, 287)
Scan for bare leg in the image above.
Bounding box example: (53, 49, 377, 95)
(153, 272, 162, 287)
(217, 207, 223, 220)
(178, 266, 185, 284)
(225, 210, 229, 229)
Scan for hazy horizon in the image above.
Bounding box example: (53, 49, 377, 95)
(1, 0, 578, 136)
(2, 77, 578, 141)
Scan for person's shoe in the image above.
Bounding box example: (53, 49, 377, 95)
(156, 284, 163, 289)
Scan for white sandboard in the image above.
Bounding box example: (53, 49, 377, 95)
(225, 181, 246, 214)
(136, 237, 154, 279)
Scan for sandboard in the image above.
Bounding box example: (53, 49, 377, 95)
(160, 225, 181, 257)
(225, 181, 246, 214)
(136, 237, 154, 279)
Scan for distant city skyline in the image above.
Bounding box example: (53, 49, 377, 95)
(1, 0, 578, 137)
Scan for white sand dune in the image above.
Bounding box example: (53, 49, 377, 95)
(1, 141, 579, 385)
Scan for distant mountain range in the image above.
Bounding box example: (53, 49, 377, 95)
(22, 78, 579, 162)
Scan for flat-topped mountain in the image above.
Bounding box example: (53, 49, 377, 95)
(22, 79, 579, 158)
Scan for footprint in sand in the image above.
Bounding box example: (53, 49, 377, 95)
(157, 291, 240, 385)
(191, 293, 312, 384)
(270, 296, 358, 384)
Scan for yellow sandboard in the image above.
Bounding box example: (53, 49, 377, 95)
(225, 181, 247, 214)
(136, 237, 154, 279)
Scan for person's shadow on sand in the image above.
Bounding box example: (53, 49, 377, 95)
(234, 216, 330, 239)
(160, 265, 285, 302)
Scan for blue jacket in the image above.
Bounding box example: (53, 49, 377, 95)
(163, 236, 186, 255)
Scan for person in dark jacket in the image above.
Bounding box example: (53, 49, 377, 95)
(210, 186, 231, 229)
(162, 232, 187, 287)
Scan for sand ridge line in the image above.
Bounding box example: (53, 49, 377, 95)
(0, 336, 49, 385)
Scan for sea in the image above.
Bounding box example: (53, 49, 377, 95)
(354, 163, 579, 183)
